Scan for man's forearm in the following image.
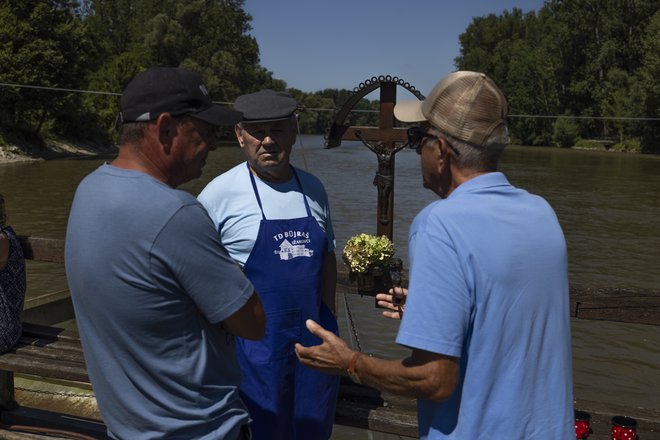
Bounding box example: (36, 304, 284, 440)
(351, 350, 459, 402)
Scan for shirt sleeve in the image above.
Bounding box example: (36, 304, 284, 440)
(150, 202, 255, 325)
(396, 221, 471, 358)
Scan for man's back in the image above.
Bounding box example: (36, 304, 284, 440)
(398, 172, 573, 439)
(65, 164, 254, 439)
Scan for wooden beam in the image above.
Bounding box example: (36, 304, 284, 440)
(17, 237, 64, 264)
(571, 286, 660, 326)
(337, 265, 660, 326)
(342, 127, 408, 143)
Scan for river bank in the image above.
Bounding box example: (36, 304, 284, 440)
(3, 135, 654, 166)
(0, 140, 117, 165)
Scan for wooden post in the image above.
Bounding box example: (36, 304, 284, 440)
(326, 78, 416, 241)
(0, 371, 18, 410)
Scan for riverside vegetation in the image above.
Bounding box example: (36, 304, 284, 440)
(1, 0, 658, 161)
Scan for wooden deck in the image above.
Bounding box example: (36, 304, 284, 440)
(1, 236, 659, 439)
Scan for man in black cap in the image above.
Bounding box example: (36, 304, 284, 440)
(198, 90, 339, 440)
(65, 67, 265, 440)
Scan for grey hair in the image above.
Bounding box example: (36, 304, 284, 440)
(119, 121, 151, 145)
(443, 131, 507, 172)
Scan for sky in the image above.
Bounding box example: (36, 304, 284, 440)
(243, 0, 545, 98)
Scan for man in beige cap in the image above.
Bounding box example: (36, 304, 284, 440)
(295, 71, 574, 439)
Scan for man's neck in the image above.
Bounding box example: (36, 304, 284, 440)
(248, 163, 294, 183)
(112, 143, 172, 186)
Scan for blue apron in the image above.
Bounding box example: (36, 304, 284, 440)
(237, 164, 340, 440)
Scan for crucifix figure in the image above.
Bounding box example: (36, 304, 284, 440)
(326, 77, 423, 240)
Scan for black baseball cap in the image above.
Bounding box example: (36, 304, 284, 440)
(234, 90, 298, 123)
(119, 67, 242, 126)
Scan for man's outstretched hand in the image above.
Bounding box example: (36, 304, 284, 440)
(295, 319, 354, 375)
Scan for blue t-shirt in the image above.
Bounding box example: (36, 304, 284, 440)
(198, 162, 335, 265)
(65, 164, 255, 440)
(397, 172, 573, 439)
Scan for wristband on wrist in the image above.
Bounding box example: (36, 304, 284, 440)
(347, 351, 363, 384)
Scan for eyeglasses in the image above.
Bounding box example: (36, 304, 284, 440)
(407, 127, 438, 152)
(406, 126, 460, 156)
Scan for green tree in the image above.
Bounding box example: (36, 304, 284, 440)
(552, 115, 580, 147)
(456, 0, 660, 147)
(81, 0, 275, 138)
(638, 9, 660, 152)
(0, 0, 92, 135)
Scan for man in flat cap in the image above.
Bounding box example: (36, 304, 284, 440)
(65, 67, 265, 440)
(198, 90, 339, 440)
(295, 72, 574, 439)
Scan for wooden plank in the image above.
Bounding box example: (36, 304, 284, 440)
(0, 406, 109, 439)
(336, 377, 418, 438)
(338, 265, 660, 326)
(0, 353, 87, 383)
(571, 286, 660, 325)
(20, 323, 80, 343)
(342, 126, 408, 143)
(23, 290, 71, 311)
(12, 344, 85, 364)
(16, 237, 64, 263)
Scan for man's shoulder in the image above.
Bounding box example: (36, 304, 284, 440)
(200, 162, 248, 196)
(293, 166, 327, 193)
(293, 166, 322, 182)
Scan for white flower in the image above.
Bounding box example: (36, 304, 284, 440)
(342, 233, 394, 274)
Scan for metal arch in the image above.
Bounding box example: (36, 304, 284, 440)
(325, 75, 425, 148)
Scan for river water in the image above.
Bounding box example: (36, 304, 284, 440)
(1, 135, 659, 439)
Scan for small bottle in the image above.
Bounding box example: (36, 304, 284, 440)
(389, 258, 404, 306)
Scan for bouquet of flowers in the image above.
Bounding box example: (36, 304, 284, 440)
(342, 233, 395, 274)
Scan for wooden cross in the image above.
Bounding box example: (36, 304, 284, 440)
(328, 81, 410, 240)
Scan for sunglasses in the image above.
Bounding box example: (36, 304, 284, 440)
(406, 126, 460, 156)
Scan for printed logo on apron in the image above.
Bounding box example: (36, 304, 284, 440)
(273, 230, 314, 260)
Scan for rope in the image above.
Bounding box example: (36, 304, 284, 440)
(0, 82, 233, 105)
(0, 81, 120, 96)
(294, 113, 309, 171)
(509, 113, 660, 121)
(1, 82, 658, 121)
(342, 291, 362, 352)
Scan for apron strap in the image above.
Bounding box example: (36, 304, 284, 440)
(247, 162, 266, 220)
(291, 168, 313, 218)
(247, 163, 312, 219)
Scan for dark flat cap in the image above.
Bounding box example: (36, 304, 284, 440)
(234, 90, 298, 123)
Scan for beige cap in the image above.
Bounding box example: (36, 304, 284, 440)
(394, 71, 508, 147)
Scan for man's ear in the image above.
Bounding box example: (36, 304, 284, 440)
(156, 113, 176, 152)
(438, 137, 454, 162)
(234, 124, 244, 148)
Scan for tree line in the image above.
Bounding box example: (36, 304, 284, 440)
(0, 0, 658, 153)
(456, 0, 659, 152)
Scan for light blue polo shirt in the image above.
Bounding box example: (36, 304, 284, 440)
(397, 172, 574, 439)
